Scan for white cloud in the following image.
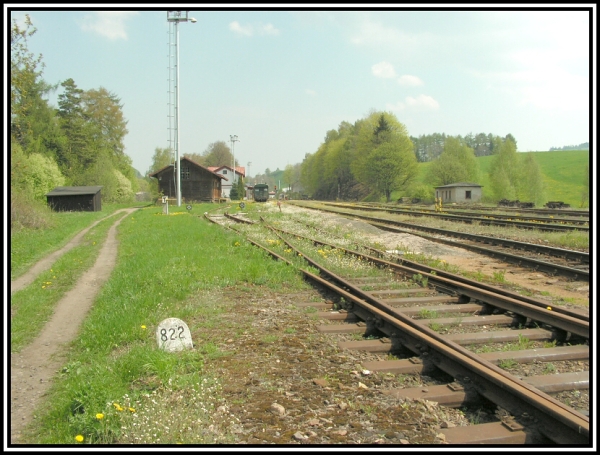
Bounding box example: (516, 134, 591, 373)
(260, 23, 280, 36)
(80, 11, 138, 40)
(397, 75, 423, 87)
(351, 19, 409, 47)
(229, 21, 253, 36)
(305, 89, 317, 96)
(372, 61, 396, 78)
(387, 95, 440, 111)
(229, 21, 280, 37)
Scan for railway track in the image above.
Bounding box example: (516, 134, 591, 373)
(314, 201, 589, 232)
(286, 201, 589, 281)
(359, 202, 590, 222)
(404, 203, 590, 219)
(204, 207, 590, 445)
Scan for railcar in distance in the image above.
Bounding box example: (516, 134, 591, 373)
(253, 183, 269, 202)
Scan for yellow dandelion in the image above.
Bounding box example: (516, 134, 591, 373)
(128, 407, 136, 413)
(141, 325, 147, 330)
(96, 413, 104, 420)
(42, 286, 46, 289)
(75, 435, 84, 442)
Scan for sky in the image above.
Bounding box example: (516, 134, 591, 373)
(6, 5, 595, 180)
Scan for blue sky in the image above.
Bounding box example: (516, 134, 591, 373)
(7, 5, 594, 179)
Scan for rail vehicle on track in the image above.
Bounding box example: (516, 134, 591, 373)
(253, 183, 269, 202)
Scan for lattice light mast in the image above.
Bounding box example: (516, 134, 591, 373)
(167, 11, 196, 206)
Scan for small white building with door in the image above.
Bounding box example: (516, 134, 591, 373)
(207, 165, 245, 198)
(435, 183, 482, 203)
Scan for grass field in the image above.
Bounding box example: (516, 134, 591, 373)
(11, 204, 309, 444)
(411, 149, 589, 207)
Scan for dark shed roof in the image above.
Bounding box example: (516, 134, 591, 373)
(149, 157, 226, 180)
(46, 186, 103, 196)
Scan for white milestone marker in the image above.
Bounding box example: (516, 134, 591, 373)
(156, 318, 193, 352)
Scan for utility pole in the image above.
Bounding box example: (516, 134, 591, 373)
(230, 135, 239, 196)
(247, 162, 252, 183)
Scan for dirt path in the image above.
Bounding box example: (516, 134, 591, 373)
(10, 208, 137, 444)
(10, 211, 125, 295)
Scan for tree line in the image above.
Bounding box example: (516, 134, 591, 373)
(299, 109, 549, 205)
(11, 15, 140, 228)
(411, 132, 517, 162)
(549, 142, 589, 151)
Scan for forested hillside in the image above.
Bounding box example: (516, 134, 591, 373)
(11, 15, 143, 230)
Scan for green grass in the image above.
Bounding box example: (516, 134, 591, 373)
(396, 149, 589, 207)
(10, 202, 142, 281)
(15, 204, 308, 444)
(10, 214, 117, 352)
(476, 150, 589, 207)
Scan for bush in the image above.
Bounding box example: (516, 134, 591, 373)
(407, 183, 434, 203)
(11, 190, 55, 231)
(11, 146, 66, 201)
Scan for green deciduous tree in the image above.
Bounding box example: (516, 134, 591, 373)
(518, 153, 546, 206)
(148, 147, 173, 175)
(15, 152, 66, 200)
(426, 137, 480, 186)
(183, 153, 205, 166)
(349, 112, 418, 202)
(81, 87, 129, 164)
(352, 135, 418, 202)
(202, 141, 232, 167)
(55, 79, 135, 193)
(76, 155, 133, 203)
(488, 136, 520, 201)
(11, 14, 66, 160)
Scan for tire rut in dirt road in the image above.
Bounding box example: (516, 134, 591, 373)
(11, 210, 123, 295)
(10, 208, 138, 444)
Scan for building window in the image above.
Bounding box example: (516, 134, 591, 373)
(223, 169, 227, 174)
(182, 166, 190, 180)
(466, 190, 472, 199)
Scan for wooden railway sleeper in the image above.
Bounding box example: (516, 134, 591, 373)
(242, 221, 588, 443)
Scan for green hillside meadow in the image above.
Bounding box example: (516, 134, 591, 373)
(414, 150, 589, 208)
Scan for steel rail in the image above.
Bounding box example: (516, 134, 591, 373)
(262, 219, 589, 326)
(265, 228, 589, 445)
(206, 212, 589, 444)
(373, 202, 590, 219)
(367, 220, 589, 281)
(287, 203, 589, 274)
(312, 201, 589, 232)
(352, 202, 590, 225)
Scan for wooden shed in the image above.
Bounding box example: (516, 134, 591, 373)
(46, 186, 103, 212)
(435, 183, 483, 203)
(150, 157, 224, 202)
